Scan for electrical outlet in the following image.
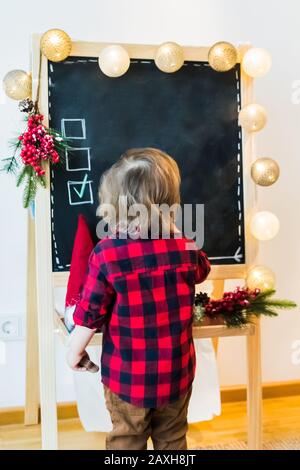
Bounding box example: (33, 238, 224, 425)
(0, 316, 24, 341)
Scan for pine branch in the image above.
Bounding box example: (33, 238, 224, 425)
(252, 289, 276, 302)
(265, 299, 297, 309)
(253, 299, 297, 309)
(1, 156, 19, 174)
(223, 313, 249, 328)
(16, 165, 45, 207)
(193, 287, 297, 329)
(16, 166, 29, 187)
(23, 167, 37, 209)
(251, 289, 297, 314)
(1, 138, 22, 175)
(46, 127, 72, 166)
(249, 307, 279, 318)
(8, 137, 22, 150)
(47, 128, 72, 149)
(37, 174, 46, 188)
(2, 114, 60, 208)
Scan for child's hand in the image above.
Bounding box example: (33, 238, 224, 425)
(67, 325, 99, 372)
(66, 349, 99, 373)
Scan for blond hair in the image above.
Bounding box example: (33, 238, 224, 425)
(98, 148, 181, 234)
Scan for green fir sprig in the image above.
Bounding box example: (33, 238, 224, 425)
(1, 113, 70, 208)
(1, 138, 22, 174)
(194, 288, 297, 329)
(15, 165, 46, 208)
(248, 289, 297, 317)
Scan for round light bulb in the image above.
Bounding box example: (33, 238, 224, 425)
(242, 48, 272, 78)
(251, 158, 280, 186)
(40, 29, 72, 62)
(250, 211, 280, 241)
(155, 42, 184, 73)
(239, 103, 267, 132)
(246, 265, 275, 291)
(208, 41, 238, 72)
(2, 70, 32, 100)
(98, 45, 130, 78)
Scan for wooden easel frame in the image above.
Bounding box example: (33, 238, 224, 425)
(26, 35, 261, 450)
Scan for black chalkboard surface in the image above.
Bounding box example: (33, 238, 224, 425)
(48, 57, 245, 271)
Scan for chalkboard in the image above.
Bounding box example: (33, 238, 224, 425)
(48, 56, 245, 271)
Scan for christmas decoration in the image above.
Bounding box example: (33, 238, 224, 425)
(208, 41, 237, 72)
(194, 287, 296, 329)
(155, 42, 184, 73)
(246, 265, 275, 291)
(19, 113, 61, 173)
(64, 214, 95, 332)
(98, 45, 130, 78)
(40, 28, 72, 62)
(239, 103, 267, 132)
(65, 214, 94, 309)
(2, 70, 32, 100)
(242, 48, 272, 78)
(18, 98, 35, 113)
(251, 158, 280, 186)
(250, 211, 280, 241)
(1, 108, 69, 208)
(2, 29, 71, 208)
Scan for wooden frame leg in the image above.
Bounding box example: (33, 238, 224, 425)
(25, 211, 40, 425)
(246, 318, 262, 449)
(35, 204, 58, 449)
(32, 34, 58, 449)
(211, 280, 225, 353)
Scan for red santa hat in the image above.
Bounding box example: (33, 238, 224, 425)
(65, 214, 94, 308)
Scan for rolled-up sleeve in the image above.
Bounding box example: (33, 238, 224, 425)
(73, 250, 115, 330)
(195, 250, 211, 284)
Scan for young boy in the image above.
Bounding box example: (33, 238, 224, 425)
(67, 148, 210, 450)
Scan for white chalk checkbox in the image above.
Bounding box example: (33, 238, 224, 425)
(67, 175, 94, 206)
(61, 118, 86, 140)
(66, 148, 91, 172)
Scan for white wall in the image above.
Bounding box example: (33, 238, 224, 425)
(0, 0, 300, 407)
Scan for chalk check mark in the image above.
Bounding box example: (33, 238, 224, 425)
(73, 174, 90, 198)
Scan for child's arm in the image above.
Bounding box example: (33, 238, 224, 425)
(67, 325, 98, 372)
(195, 250, 211, 284)
(66, 248, 115, 372)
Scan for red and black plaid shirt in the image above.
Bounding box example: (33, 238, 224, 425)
(74, 236, 210, 408)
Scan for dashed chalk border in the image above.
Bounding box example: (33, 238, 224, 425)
(49, 58, 244, 270)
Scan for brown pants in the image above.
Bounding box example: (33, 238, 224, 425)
(104, 386, 192, 450)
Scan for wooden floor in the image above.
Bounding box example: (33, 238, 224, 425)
(1, 396, 300, 450)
